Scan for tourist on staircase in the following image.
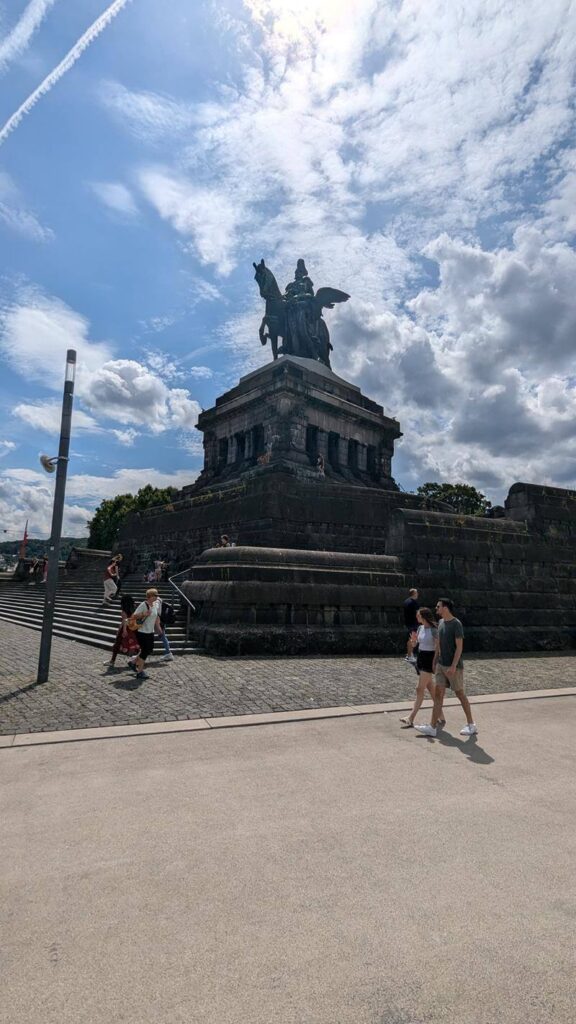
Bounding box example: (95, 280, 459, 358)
(155, 598, 175, 662)
(102, 554, 123, 605)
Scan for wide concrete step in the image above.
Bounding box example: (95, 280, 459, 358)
(0, 575, 198, 652)
(0, 611, 198, 652)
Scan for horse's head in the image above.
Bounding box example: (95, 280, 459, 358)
(253, 259, 281, 300)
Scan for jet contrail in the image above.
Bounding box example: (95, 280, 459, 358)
(0, 0, 58, 73)
(0, 0, 133, 148)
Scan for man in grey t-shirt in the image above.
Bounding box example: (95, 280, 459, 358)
(414, 598, 478, 738)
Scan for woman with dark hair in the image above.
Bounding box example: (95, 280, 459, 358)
(105, 593, 139, 670)
(400, 607, 444, 729)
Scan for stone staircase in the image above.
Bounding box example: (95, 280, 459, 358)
(0, 574, 199, 654)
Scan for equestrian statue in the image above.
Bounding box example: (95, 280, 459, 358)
(253, 258, 350, 369)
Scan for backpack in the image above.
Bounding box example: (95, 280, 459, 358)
(161, 601, 175, 626)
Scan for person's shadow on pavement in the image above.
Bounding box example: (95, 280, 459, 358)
(112, 677, 144, 691)
(416, 730, 495, 765)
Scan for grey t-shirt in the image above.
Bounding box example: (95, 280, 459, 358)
(438, 617, 464, 668)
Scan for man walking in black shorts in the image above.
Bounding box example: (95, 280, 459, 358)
(414, 598, 478, 738)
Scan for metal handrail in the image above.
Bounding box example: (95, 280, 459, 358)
(168, 566, 197, 646)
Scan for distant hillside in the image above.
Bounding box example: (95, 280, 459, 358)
(0, 537, 88, 561)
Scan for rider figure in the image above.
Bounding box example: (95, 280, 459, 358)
(284, 260, 319, 359)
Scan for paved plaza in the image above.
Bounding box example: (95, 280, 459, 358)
(2, 696, 575, 1024)
(0, 620, 575, 735)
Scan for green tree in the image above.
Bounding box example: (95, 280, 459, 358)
(416, 482, 492, 516)
(88, 486, 178, 549)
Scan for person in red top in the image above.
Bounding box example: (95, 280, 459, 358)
(102, 553, 123, 605)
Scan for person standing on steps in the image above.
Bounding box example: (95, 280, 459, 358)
(155, 598, 175, 662)
(403, 587, 419, 664)
(102, 554, 122, 605)
(414, 598, 478, 738)
(129, 587, 162, 682)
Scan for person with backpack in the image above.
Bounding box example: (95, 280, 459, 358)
(155, 597, 175, 661)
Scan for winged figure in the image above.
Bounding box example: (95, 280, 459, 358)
(253, 258, 350, 368)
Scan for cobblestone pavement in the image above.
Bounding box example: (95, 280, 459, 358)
(1, 620, 575, 735)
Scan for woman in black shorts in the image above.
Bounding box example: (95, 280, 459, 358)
(400, 607, 444, 728)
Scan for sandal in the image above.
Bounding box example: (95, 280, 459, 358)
(400, 717, 414, 728)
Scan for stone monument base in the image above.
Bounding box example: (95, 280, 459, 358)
(181, 530, 575, 655)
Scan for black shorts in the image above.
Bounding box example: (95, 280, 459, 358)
(416, 650, 435, 673)
(136, 631, 154, 660)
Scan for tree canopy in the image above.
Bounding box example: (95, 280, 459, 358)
(88, 485, 178, 549)
(416, 482, 492, 516)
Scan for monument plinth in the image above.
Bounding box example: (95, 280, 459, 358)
(191, 355, 401, 492)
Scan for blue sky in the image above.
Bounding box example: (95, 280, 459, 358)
(1, 0, 576, 538)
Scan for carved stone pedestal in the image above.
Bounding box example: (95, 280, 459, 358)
(191, 355, 401, 492)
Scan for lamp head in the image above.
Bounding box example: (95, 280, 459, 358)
(40, 454, 57, 474)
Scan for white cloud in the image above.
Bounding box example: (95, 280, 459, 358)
(81, 359, 201, 432)
(0, 0, 57, 74)
(411, 228, 576, 375)
(0, 440, 16, 458)
(0, 288, 113, 387)
(0, 466, 199, 539)
(138, 167, 245, 275)
(0, 472, 92, 540)
(99, 80, 197, 141)
(89, 180, 138, 217)
(329, 224, 576, 501)
(0, 289, 202, 436)
(111, 428, 139, 446)
(13, 401, 101, 434)
(144, 350, 185, 381)
(0, 170, 53, 242)
(188, 365, 214, 380)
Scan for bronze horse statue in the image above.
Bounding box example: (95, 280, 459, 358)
(253, 258, 349, 369)
(253, 259, 285, 360)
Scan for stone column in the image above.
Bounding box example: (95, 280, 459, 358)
(338, 436, 349, 468)
(204, 431, 217, 471)
(228, 435, 237, 464)
(357, 443, 367, 472)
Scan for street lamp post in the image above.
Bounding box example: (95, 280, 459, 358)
(37, 349, 76, 684)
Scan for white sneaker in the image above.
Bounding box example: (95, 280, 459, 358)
(460, 723, 478, 736)
(161, 653, 174, 661)
(404, 655, 417, 665)
(414, 724, 437, 737)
